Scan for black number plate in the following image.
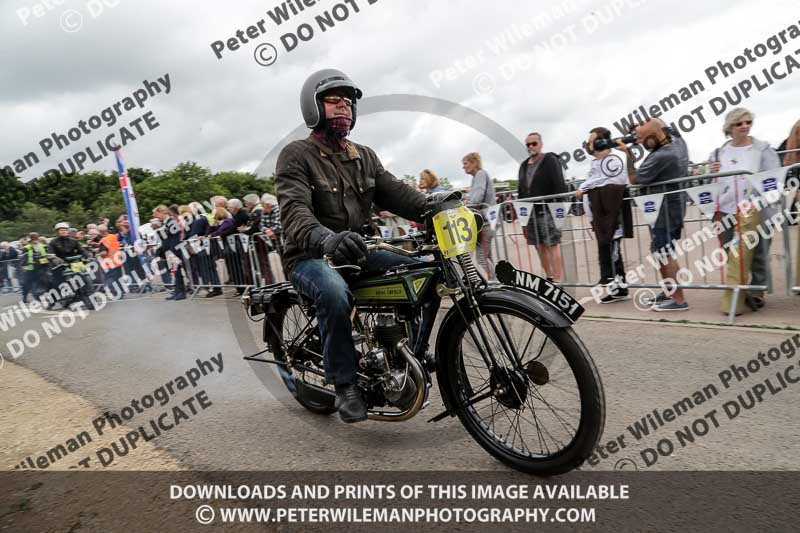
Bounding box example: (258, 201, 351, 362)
(495, 261, 584, 322)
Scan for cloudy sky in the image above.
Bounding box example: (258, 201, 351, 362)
(2, 0, 799, 190)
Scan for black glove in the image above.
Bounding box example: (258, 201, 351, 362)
(321, 231, 367, 266)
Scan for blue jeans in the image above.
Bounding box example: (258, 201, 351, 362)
(291, 251, 420, 386)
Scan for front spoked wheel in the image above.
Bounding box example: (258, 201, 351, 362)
(440, 300, 605, 475)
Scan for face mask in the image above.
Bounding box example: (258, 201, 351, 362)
(328, 116, 352, 137)
(313, 116, 352, 151)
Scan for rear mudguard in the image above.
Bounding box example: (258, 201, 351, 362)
(434, 286, 572, 415)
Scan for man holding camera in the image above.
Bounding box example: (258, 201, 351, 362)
(632, 118, 690, 312)
(576, 127, 635, 303)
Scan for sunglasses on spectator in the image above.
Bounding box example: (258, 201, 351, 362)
(526, 141, 540, 147)
(734, 120, 752, 127)
(321, 95, 353, 107)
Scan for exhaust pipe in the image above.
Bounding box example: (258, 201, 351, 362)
(368, 339, 428, 422)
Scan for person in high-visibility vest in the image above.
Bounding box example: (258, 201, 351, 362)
(97, 224, 126, 292)
(20, 232, 49, 303)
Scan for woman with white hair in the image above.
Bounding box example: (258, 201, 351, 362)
(709, 107, 781, 313)
(226, 198, 248, 227)
(240, 194, 265, 236)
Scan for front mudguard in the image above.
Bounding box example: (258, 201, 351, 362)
(434, 286, 572, 415)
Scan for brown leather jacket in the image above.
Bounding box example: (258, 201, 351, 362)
(276, 135, 426, 275)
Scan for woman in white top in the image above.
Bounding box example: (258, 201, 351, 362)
(462, 152, 497, 279)
(709, 107, 781, 313)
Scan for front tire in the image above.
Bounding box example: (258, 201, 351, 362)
(438, 298, 605, 475)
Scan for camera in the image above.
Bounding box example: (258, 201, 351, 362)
(592, 134, 637, 152)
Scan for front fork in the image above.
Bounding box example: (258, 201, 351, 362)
(448, 285, 528, 406)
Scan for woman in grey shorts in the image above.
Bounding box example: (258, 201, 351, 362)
(462, 152, 496, 279)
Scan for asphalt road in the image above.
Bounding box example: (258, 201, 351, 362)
(1, 290, 799, 473)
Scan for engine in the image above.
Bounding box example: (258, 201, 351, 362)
(358, 314, 420, 412)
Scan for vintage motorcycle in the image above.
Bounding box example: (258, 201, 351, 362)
(243, 192, 605, 475)
(46, 254, 96, 310)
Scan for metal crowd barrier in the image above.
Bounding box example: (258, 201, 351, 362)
(0, 258, 21, 293)
(487, 165, 800, 323)
(377, 164, 798, 323)
(165, 233, 285, 297)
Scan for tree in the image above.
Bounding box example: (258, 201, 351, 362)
(1, 162, 278, 239)
(0, 203, 63, 241)
(24, 172, 87, 212)
(134, 162, 223, 213)
(127, 167, 155, 185)
(0, 172, 26, 220)
(63, 202, 93, 229)
(90, 190, 127, 222)
(439, 176, 454, 190)
(213, 171, 273, 199)
(72, 171, 119, 210)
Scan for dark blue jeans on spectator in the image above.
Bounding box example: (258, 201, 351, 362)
(290, 251, 420, 386)
(0, 264, 10, 291)
(104, 266, 123, 296)
(21, 269, 45, 303)
(155, 257, 173, 286)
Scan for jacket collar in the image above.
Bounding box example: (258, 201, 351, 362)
(307, 135, 360, 160)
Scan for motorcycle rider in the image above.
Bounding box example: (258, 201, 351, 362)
(276, 69, 428, 423)
(49, 222, 87, 261)
(48, 222, 91, 308)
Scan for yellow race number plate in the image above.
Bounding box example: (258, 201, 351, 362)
(432, 206, 478, 259)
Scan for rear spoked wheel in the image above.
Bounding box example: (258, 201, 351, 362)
(272, 301, 336, 415)
(440, 301, 605, 475)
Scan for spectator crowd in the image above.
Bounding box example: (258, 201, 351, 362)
(1, 108, 798, 317)
(0, 193, 283, 306)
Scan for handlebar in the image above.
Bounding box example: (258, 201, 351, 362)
(324, 230, 437, 271)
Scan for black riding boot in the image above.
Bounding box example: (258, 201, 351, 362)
(334, 384, 367, 423)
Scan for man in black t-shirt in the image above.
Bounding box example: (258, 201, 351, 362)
(517, 132, 568, 282)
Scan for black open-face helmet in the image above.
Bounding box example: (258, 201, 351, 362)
(300, 69, 363, 130)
